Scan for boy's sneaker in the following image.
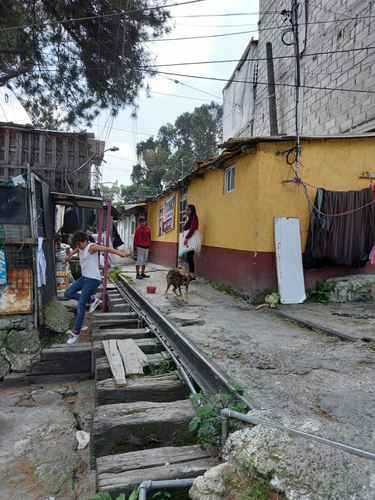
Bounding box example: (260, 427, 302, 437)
(66, 331, 79, 345)
(141, 273, 150, 278)
(89, 297, 101, 313)
(136, 274, 143, 280)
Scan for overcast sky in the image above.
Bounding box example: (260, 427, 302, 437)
(94, 0, 260, 186)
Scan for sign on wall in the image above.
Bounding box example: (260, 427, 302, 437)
(163, 194, 176, 233)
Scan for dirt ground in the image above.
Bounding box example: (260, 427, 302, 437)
(0, 376, 95, 500)
(125, 263, 375, 454)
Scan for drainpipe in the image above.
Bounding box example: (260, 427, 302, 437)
(220, 409, 375, 461)
(139, 479, 195, 500)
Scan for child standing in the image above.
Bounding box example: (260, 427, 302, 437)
(133, 216, 151, 279)
(64, 231, 128, 345)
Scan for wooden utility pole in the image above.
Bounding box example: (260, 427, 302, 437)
(266, 42, 279, 136)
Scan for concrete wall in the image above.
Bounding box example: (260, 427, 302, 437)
(224, 0, 375, 138)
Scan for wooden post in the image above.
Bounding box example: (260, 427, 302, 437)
(266, 42, 279, 136)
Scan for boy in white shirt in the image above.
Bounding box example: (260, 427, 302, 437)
(64, 231, 127, 344)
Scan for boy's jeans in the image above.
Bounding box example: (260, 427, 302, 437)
(64, 277, 101, 334)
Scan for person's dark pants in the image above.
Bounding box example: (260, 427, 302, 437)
(186, 251, 195, 274)
(64, 277, 101, 334)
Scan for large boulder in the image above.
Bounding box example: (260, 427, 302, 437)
(44, 299, 74, 333)
(221, 414, 375, 499)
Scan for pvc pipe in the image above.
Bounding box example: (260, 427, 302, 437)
(138, 478, 195, 500)
(220, 408, 375, 461)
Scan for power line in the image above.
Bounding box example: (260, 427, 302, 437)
(173, 11, 275, 18)
(149, 89, 215, 101)
(0, 0, 206, 32)
(28, 44, 375, 75)
(149, 28, 257, 42)
(153, 69, 375, 95)
(158, 76, 220, 98)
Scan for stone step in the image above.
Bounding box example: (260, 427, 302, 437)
(93, 318, 140, 329)
(94, 338, 162, 358)
(92, 312, 137, 322)
(97, 445, 216, 498)
(92, 327, 150, 342)
(29, 343, 92, 376)
(93, 399, 196, 457)
(95, 352, 170, 381)
(96, 373, 188, 405)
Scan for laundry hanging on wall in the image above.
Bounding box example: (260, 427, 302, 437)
(304, 187, 375, 268)
(0, 225, 6, 286)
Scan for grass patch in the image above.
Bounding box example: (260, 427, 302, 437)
(144, 358, 176, 376)
(40, 329, 68, 348)
(210, 281, 243, 298)
(189, 391, 247, 450)
(307, 280, 334, 304)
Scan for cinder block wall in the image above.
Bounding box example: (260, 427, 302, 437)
(253, 0, 375, 136)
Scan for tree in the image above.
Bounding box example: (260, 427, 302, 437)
(121, 101, 223, 200)
(0, 1, 170, 127)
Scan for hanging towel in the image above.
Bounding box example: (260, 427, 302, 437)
(37, 237, 46, 287)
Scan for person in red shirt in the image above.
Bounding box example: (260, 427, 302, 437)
(183, 204, 199, 278)
(133, 216, 151, 279)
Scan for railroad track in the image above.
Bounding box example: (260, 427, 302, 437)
(90, 275, 248, 498)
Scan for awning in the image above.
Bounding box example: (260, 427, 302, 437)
(51, 192, 104, 209)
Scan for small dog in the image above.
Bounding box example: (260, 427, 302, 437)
(165, 267, 192, 296)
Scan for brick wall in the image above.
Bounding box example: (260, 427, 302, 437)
(229, 0, 375, 137)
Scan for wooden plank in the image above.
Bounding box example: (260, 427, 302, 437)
(93, 400, 196, 457)
(103, 340, 127, 386)
(92, 327, 150, 342)
(94, 338, 162, 358)
(97, 445, 216, 497)
(117, 339, 147, 376)
(95, 352, 169, 381)
(96, 373, 188, 405)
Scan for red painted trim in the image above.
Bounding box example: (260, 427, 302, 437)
(149, 241, 178, 268)
(195, 245, 375, 295)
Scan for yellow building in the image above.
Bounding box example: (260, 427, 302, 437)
(146, 135, 375, 295)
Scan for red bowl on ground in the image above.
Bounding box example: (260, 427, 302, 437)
(147, 286, 157, 294)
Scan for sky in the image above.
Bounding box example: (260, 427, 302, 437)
(94, 0, 260, 186)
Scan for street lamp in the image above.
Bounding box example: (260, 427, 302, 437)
(72, 145, 120, 174)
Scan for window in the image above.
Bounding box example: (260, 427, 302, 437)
(158, 207, 164, 236)
(224, 166, 236, 193)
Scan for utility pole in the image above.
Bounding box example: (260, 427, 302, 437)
(266, 42, 279, 136)
(282, 0, 302, 177)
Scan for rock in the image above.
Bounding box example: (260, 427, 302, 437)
(3, 349, 40, 373)
(0, 329, 8, 348)
(0, 351, 10, 378)
(325, 275, 375, 303)
(0, 315, 32, 331)
(6, 328, 41, 354)
(44, 299, 74, 333)
(76, 430, 90, 450)
(220, 412, 375, 500)
(31, 390, 64, 406)
(190, 463, 232, 500)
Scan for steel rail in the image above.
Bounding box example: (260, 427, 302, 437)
(115, 275, 255, 408)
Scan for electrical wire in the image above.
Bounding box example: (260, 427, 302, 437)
(29, 45, 375, 73)
(153, 69, 375, 95)
(158, 76, 220, 99)
(0, 0, 206, 32)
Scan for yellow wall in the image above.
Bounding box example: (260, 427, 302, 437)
(256, 138, 375, 252)
(147, 192, 179, 244)
(187, 153, 259, 251)
(146, 137, 375, 254)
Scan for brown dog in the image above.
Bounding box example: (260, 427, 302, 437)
(165, 268, 192, 296)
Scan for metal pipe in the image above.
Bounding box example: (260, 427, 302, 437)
(139, 479, 195, 500)
(220, 409, 375, 461)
